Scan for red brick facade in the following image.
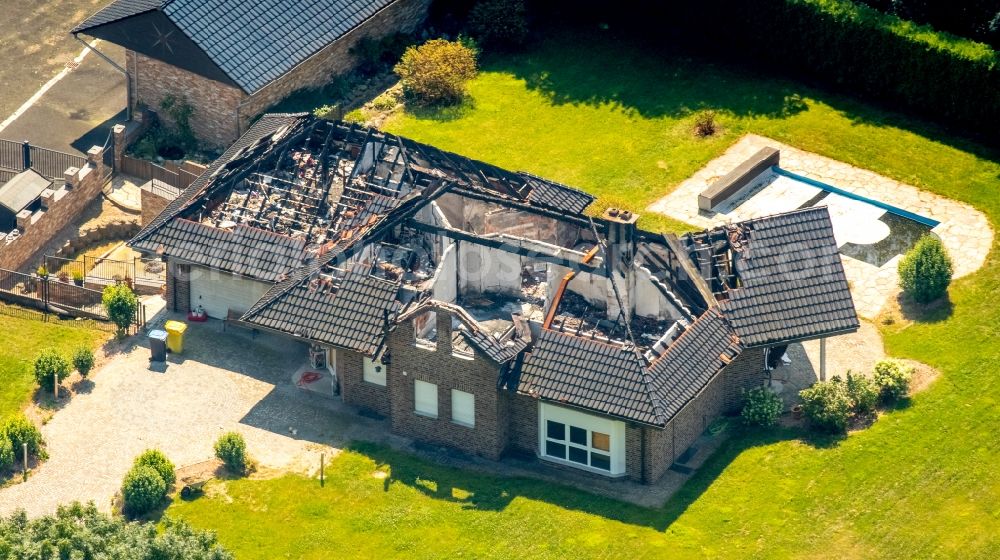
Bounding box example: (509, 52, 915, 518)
(126, 0, 431, 148)
(164, 261, 191, 313)
(337, 349, 390, 417)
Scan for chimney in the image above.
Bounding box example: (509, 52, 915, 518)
(602, 208, 640, 321)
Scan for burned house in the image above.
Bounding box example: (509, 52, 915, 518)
(130, 114, 859, 483)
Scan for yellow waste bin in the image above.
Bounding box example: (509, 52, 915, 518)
(164, 320, 187, 354)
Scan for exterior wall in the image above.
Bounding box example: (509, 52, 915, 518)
(140, 188, 171, 227)
(164, 261, 191, 313)
(128, 50, 246, 148)
(237, 0, 431, 131)
(387, 309, 505, 460)
(0, 149, 107, 271)
(505, 391, 538, 456)
(722, 346, 767, 412)
(339, 349, 390, 417)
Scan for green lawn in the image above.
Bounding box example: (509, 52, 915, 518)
(166, 29, 1000, 559)
(0, 305, 108, 420)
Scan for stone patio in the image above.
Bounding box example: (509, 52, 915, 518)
(648, 134, 993, 319)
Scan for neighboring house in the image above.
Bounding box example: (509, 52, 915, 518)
(71, 0, 431, 147)
(130, 114, 860, 483)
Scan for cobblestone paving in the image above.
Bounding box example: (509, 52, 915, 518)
(0, 322, 362, 517)
(648, 134, 993, 319)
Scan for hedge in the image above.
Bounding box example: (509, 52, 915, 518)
(668, 0, 1000, 143)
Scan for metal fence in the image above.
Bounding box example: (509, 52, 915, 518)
(0, 138, 87, 186)
(44, 254, 166, 290)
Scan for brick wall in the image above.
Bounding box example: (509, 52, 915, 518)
(722, 346, 767, 412)
(0, 149, 107, 272)
(165, 260, 191, 313)
(504, 391, 539, 456)
(387, 308, 506, 460)
(238, 0, 431, 130)
(338, 349, 390, 416)
(128, 50, 246, 148)
(140, 188, 172, 227)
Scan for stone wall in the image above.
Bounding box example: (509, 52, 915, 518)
(128, 50, 246, 148)
(387, 308, 506, 460)
(338, 349, 391, 417)
(0, 147, 108, 272)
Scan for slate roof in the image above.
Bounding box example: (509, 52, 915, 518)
(243, 269, 400, 355)
(73, 0, 401, 93)
(518, 173, 594, 216)
(518, 330, 658, 424)
(132, 220, 306, 281)
(717, 207, 859, 347)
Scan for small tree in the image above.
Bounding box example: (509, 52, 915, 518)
(214, 432, 247, 475)
(73, 347, 95, 378)
(102, 283, 139, 338)
(873, 359, 913, 403)
(0, 435, 14, 471)
(34, 349, 70, 392)
(845, 372, 878, 414)
(394, 39, 478, 105)
(799, 378, 853, 433)
(2, 415, 45, 458)
(121, 465, 167, 517)
(468, 0, 528, 48)
(134, 449, 176, 487)
(898, 235, 953, 304)
(740, 386, 783, 427)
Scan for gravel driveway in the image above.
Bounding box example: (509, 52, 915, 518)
(0, 320, 363, 517)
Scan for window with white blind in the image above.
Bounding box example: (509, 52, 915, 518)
(414, 380, 438, 418)
(451, 389, 475, 427)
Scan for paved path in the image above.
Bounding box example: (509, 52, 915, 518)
(648, 134, 994, 319)
(0, 322, 355, 517)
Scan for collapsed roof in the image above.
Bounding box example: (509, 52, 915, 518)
(130, 113, 859, 428)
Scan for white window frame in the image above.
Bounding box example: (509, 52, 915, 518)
(414, 380, 438, 418)
(450, 389, 475, 428)
(362, 356, 386, 386)
(538, 403, 626, 476)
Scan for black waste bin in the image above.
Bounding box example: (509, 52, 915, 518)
(149, 329, 168, 362)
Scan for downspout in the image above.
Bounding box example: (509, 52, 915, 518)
(72, 34, 131, 121)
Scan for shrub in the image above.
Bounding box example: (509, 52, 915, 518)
(694, 110, 718, 136)
(873, 359, 913, 402)
(121, 465, 167, 516)
(0, 436, 14, 471)
(898, 236, 953, 304)
(214, 432, 247, 475)
(740, 386, 783, 427)
(799, 378, 853, 433)
(845, 372, 879, 414)
(134, 449, 176, 487)
(33, 349, 70, 391)
(36, 266, 48, 278)
(102, 283, 139, 338)
(72, 347, 95, 378)
(468, 0, 529, 48)
(71, 270, 84, 285)
(2, 415, 45, 458)
(395, 39, 478, 105)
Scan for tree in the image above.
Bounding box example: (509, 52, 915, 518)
(898, 235, 953, 304)
(33, 349, 70, 392)
(394, 39, 478, 105)
(214, 432, 248, 475)
(468, 0, 529, 48)
(0, 502, 232, 559)
(103, 282, 139, 337)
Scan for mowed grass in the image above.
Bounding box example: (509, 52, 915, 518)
(0, 305, 108, 420)
(166, 28, 1000, 559)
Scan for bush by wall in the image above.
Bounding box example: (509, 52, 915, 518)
(741, 386, 784, 427)
(668, 0, 1000, 143)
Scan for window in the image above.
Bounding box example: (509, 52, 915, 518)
(363, 357, 385, 386)
(413, 310, 438, 349)
(539, 404, 625, 476)
(414, 380, 438, 418)
(451, 389, 475, 427)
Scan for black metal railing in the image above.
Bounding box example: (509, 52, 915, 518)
(0, 138, 88, 186)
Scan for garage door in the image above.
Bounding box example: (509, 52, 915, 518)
(189, 266, 272, 319)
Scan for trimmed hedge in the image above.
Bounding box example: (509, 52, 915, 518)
(671, 0, 1000, 143)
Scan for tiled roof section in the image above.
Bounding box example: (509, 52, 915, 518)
(517, 330, 659, 425)
(462, 327, 528, 364)
(244, 269, 400, 355)
(519, 172, 595, 215)
(646, 309, 742, 418)
(72, 0, 162, 32)
(131, 113, 305, 246)
(75, 0, 401, 93)
(719, 207, 859, 347)
(133, 220, 306, 281)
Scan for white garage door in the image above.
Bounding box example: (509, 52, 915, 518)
(189, 266, 272, 319)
